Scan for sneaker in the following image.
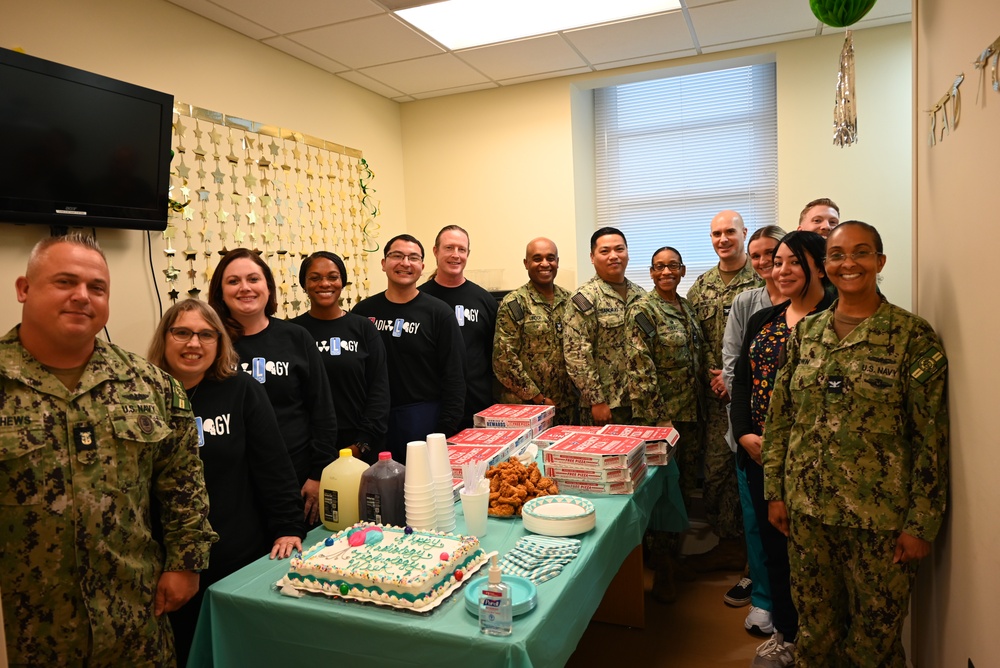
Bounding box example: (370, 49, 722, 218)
(724, 576, 753, 607)
(751, 632, 795, 667)
(744, 605, 774, 636)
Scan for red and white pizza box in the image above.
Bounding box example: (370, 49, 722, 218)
(553, 463, 648, 495)
(543, 433, 646, 470)
(544, 454, 646, 483)
(646, 452, 671, 467)
(448, 427, 532, 451)
(446, 444, 510, 477)
(532, 424, 602, 448)
(473, 404, 556, 436)
(598, 424, 680, 456)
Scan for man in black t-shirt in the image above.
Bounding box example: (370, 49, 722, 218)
(419, 225, 498, 429)
(353, 234, 465, 463)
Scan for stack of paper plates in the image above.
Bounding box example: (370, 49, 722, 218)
(521, 495, 596, 537)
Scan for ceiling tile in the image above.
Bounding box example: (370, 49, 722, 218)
(262, 36, 349, 74)
(498, 66, 595, 86)
(361, 54, 491, 95)
(166, 0, 276, 39)
(592, 50, 698, 70)
(410, 82, 500, 100)
(337, 70, 406, 98)
(286, 14, 443, 69)
(701, 29, 817, 53)
(564, 12, 693, 65)
(688, 0, 818, 47)
(208, 0, 383, 35)
(457, 35, 588, 81)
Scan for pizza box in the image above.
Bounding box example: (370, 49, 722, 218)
(446, 444, 511, 478)
(532, 425, 602, 448)
(598, 424, 680, 455)
(543, 433, 646, 469)
(544, 454, 646, 483)
(552, 463, 648, 495)
(473, 404, 556, 436)
(448, 427, 532, 452)
(646, 452, 671, 466)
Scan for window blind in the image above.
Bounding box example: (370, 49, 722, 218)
(594, 62, 777, 295)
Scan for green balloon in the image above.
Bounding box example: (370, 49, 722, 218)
(809, 0, 877, 28)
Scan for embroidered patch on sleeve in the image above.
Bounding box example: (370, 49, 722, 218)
(909, 347, 946, 385)
(508, 301, 526, 322)
(571, 293, 594, 314)
(635, 312, 656, 339)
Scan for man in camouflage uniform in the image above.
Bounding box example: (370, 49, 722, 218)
(563, 227, 644, 426)
(686, 210, 762, 571)
(762, 221, 948, 667)
(0, 235, 217, 667)
(493, 238, 578, 425)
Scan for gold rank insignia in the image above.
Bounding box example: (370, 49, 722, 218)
(910, 348, 946, 385)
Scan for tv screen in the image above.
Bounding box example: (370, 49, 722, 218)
(0, 48, 173, 231)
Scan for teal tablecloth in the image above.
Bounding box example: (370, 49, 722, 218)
(188, 461, 685, 668)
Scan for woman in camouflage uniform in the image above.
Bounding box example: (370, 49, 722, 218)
(762, 222, 948, 667)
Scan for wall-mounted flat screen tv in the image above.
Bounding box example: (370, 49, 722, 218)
(0, 48, 173, 231)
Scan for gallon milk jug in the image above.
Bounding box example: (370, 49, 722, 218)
(358, 451, 406, 527)
(319, 448, 370, 531)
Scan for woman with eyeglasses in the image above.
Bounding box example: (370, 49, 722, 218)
(718, 224, 786, 628)
(628, 246, 703, 604)
(730, 230, 833, 665)
(147, 299, 305, 666)
(760, 222, 948, 667)
(208, 248, 338, 526)
(292, 252, 390, 464)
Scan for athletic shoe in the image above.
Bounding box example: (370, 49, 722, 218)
(744, 605, 774, 636)
(751, 632, 796, 667)
(724, 576, 753, 607)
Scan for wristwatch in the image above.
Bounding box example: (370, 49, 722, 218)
(356, 441, 372, 456)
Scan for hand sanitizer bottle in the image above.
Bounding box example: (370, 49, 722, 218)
(478, 555, 512, 636)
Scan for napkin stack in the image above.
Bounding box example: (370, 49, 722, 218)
(499, 536, 582, 585)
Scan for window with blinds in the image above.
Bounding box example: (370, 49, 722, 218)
(594, 62, 777, 295)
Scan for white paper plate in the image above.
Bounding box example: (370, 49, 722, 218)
(522, 495, 595, 521)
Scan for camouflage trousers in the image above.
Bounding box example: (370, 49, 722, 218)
(697, 395, 743, 539)
(789, 513, 918, 668)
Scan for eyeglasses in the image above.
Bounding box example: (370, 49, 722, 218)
(825, 251, 882, 264)
(168, 327, 220, 344)
(385, 251, 423, 263)
(651, 262, 684, 272)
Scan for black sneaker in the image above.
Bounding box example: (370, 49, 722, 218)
(723, 576, 752, 607)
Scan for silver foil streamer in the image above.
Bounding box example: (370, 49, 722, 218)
(833, 30, 858, 147)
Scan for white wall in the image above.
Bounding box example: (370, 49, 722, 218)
(401, 24, 912, 306)
(0, 0, 407, 355)
(913, 1, 1000, 666)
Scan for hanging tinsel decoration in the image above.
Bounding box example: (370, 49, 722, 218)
(832, 30, 858, 147)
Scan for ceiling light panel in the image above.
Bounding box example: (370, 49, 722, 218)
(398, 0, 681, 50)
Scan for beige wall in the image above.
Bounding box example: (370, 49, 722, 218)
(0, 0, 407, 355)
(913, 1, 1000, 666)
(401, 24, 913, 306)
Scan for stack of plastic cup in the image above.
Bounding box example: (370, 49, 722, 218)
(404, 441, 437, 530)
(427, 433, 456, 532)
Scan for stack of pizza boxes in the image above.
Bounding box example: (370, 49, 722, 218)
(446, 426, 534, 479)
(541, 431, 647, 495)
(597, 424, 680, 466)
(473, 404, 556, 437)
